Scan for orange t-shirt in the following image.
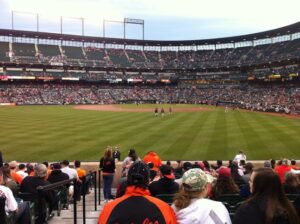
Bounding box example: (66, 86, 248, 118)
(77, 168, 86, 178)
(10, 170, 23, 184)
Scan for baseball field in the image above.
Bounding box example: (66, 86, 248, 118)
(0, 104, 299, 162)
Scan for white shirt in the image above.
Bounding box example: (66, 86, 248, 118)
(61, 166, 78, 180)
(234, 153, 246, 165)
(17, 170, 28, 178)
(172, 198, 232, 224)
(0, 185, 18, 215)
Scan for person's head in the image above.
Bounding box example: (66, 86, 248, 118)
(216, 160, 223, 167)
(159, 165, 175, 179)
(282, 159, 289, 166)
(26, 164, 34, 174)
(183, 162, 192, 172)
(202, 160, 210, 171)
(34, 164, 48, 179)
(249, 168, 299, 224)
(264, 160, 272, 168)
(245, 162, 254, 174)
(270, 159, 276, 168)
(18, 163, 26, 171)
(128, 149, 138, 161)
(9, 161, 18, 170)
(74, 160, 81, 168)
(216, 167, 239, 194)
(174, 168, 209, 210)
(104, 147, 113, 160)
(0, 166, 11, 182)
(147, 162, 154, 169)
(166, 161, 171, 166)
(240, 160, 246, 167)
(127, 161, 150, 189)
(42, 161, 49, 168)
(61, 160, 69, 167)
(52, 163, 61, 170)
(284, 172, 300, 188)
(291, 159, 296, 166)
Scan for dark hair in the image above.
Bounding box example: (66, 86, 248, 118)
(127, 161, 150, 189)
(128, 149, 138, 162)
(245, 162, 254, 174)
(214, 176, 239, 196)
(42, 161, 49, 168)
(217, 160, 223, 167)
(250, 168, 299, 224)
(62, 160, 69, 166)
(18, 163, 26, 170)
(26, 164, 34, 175)
(291, 160, 296, 166)
(270, 159, 276, 169)
(74, 160, 81, 168)
(0, 166, 11, 182)
(166, 161, 171, 166)
(203, 160, 210, 171)
(147, 162, 154, 169)
(284, 173, 300, 189)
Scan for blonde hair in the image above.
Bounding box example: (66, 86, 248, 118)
(173, 185, 207, 210)
(103, 146, 113, 160)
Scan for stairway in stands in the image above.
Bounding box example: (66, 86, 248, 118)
(49, 188, 112, 224)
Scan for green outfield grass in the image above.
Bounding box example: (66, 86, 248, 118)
(0, 104, 300, 162)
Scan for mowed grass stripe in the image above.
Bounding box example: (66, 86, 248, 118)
(234, 111, 269, 159)
(173, 112, 212, 160)
(248, 113, 299, 158)
(226, 111, 248, 158)
(162, 112, 208, 160)
(131, 113, 194, 159)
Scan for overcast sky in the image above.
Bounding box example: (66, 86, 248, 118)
(0, 0, 300, 40)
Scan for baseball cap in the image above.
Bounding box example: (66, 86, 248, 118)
(160, 165, 175, 179)
(218, 167, 231, 177)
(127, 161, 150, 188)
(182, 168, 208, 191)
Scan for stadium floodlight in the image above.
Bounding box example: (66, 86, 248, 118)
(103, 17, 145, 41)
(12, 11, 39, 31)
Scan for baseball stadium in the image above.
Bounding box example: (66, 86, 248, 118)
(0, 1, 300, 223)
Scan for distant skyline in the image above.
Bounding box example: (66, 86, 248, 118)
(0, 0, 300, 40)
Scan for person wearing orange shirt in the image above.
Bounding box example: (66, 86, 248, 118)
(74, 160, 86, 178)
(143, 151, 162, 172)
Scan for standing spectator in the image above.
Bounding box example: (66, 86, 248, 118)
(100, 147, 115, 202)
(122, 149, 139, 176)
(143, 151, 162, 172)
(234, 150, 247, 165)
(149, 164, 179, 196)
(233, 168, 299, 224)
(98, 161, 177, 223)
(112, 147, 121, 162)
(172, 168, 231, 224)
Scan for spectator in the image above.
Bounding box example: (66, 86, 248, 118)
(213, 167, 239, 198)
(9, 161, 23, 184)
(100, 147, 115, 202)
(0, 168, 31, 224)
(112, 147, 121, 162)
(290, 159, 299, 170)
(143, 151, 162, 172)
(47, 163, 69, 184)
(234, 150, 247, 166)
(149, 164, 179, 196)
(98, 161, 177, 223)
(283, 172, 300, 194)
(61, 160, 79, 180)
(175, 162, 192, 187)
(147, 162, 157, 181)
(233, 168, 299, 224)
(17, 163, 28, 178)
(122, 149, 139, 176)
(274, 159, 291, 183)
(172, 168, 231, 224)
(242, 162, 254, 184)
(74, 160, 86, 179)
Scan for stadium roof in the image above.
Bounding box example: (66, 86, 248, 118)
(0, 21, 299, 46)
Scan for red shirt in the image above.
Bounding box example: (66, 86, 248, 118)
(274, 165, 291, 183)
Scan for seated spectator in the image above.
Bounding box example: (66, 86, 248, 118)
(274, 159, 291, 183)
(213, 167, 239, 198)
(61, 160, 79, 180)
(230, 162, 244, 186)
(1, 166, 19, 197)
(143, 151, 162, 172)
(149, 164, 179, 196)
(20, 164, 57, 222)
(174, 160, 183, 179)
(242, 162, 254, 184)
(233, 168, 299, 224)
(98, 161, 176, 223)
(175, 162, 192, 187)
(172, 168, 231, 224)
(290, 159, 299, 170)
(263, 160, 272, 168)
(16, 163, 28, 178)
(0, 168, 31, 224)
(9, 161, 23, 184)
(74, 160, 86, 179)
(283, 172, 300, 194)
(47, 163, 69, 184)
(147, 162, 157, 181)
(122, 149, 139, 176)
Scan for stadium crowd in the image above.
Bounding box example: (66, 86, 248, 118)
(0, 83, 299, 114)
(2, 148, 300, 223)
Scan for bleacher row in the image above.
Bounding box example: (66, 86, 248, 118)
(0, 38, 300, 69)
(0, 83, 299, 113)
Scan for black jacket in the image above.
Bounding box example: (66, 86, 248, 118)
(47, 170, 69, 184)
(149, 178, 179, 196)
